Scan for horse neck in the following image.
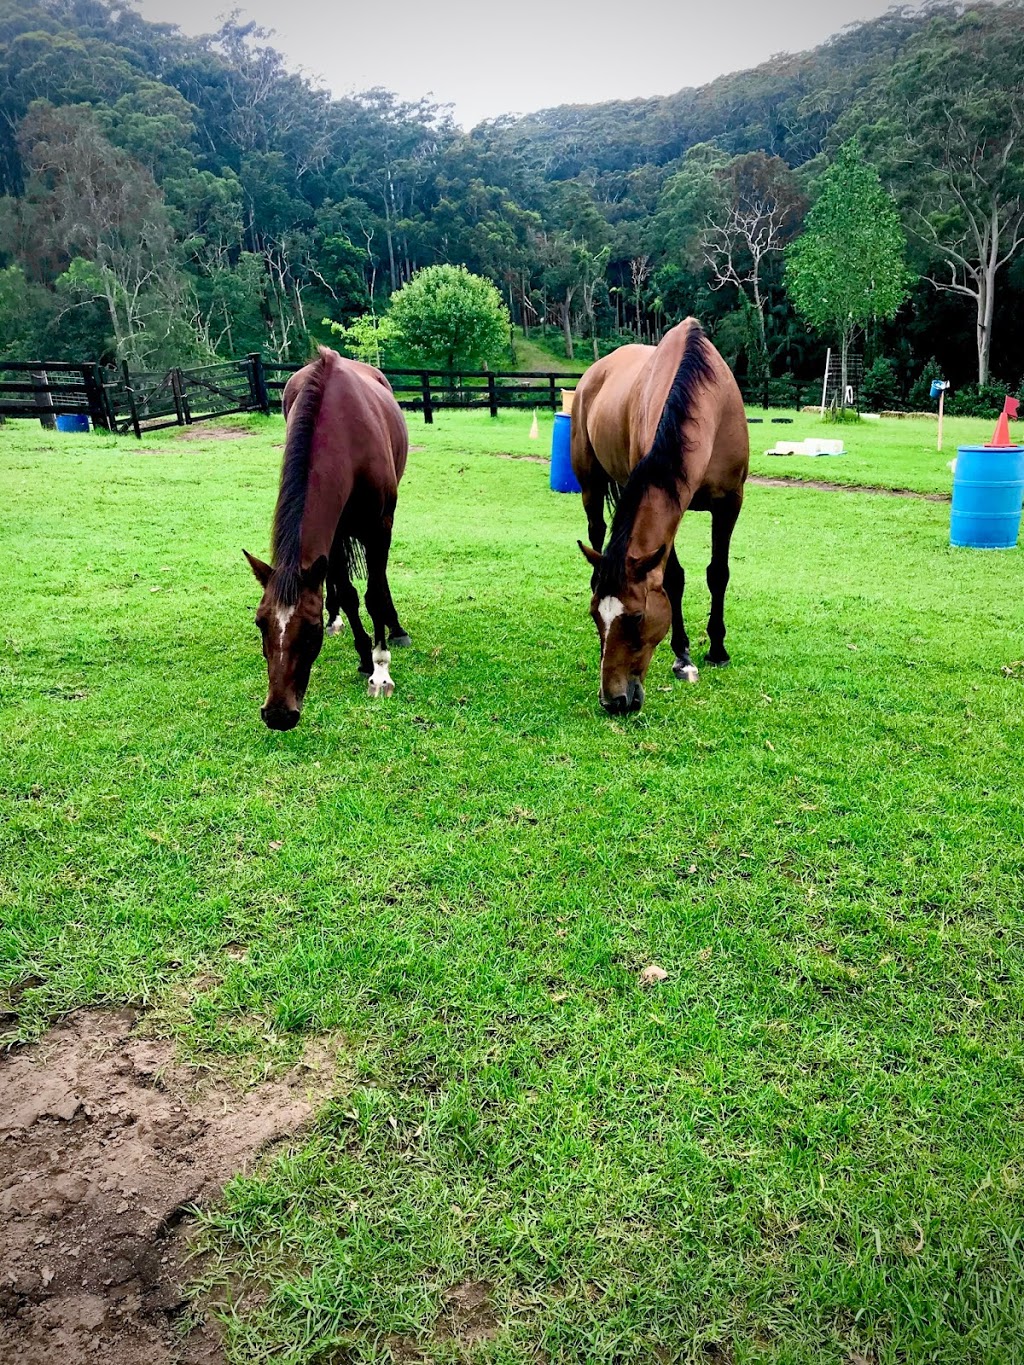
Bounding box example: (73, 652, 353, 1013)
(298, 422, 352, 569)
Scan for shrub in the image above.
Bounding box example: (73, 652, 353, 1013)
(946, 382, 1012, 418)
(764, 373, 800, 409)
(861, 357, 900, 411)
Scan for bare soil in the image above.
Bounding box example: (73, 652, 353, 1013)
(173, 426, 255, 442)
(0, 1008, 340, 1364)
(749, 475, 949, 501)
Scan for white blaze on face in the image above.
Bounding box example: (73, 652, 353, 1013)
(274, 603, 295, 644)
(597, 596, 624, 666)
(597, 596, 625, 632)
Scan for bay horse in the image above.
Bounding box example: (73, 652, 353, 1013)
(571, 319, 749, 714)
(243, 347, 410, 730)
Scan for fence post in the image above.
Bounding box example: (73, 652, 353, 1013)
(420, 371, 433, 425)
(122, 360, 142, 440)
(170, 368, 188, 425)
(31, 370, 55, 430)
(81, 363, 109, 432)
(548, 374, 557, 412)
(487, 371, 498, 419)
(247, 352, 271, 415)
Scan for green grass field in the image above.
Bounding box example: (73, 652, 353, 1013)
(3, 409, 1024, 1364)
(745, 410, 1001, 496)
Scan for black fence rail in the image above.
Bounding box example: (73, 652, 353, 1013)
(0, 361, 112, 428)
(1, 354, 586, 437)
(263, 362, 584, 425)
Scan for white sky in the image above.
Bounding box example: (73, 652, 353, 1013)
(132, 0, 907, 130)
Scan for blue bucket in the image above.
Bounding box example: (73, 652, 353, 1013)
(550, 412, 580, 493)
(55, 414, 90, 434)
(950, 445, 1024, 549)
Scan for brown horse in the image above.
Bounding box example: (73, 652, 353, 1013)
(243, 347, 410, 729)
(571, 319, 749, 714)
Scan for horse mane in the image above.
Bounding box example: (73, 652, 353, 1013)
(270, 348, 331, 605)
(598, 324, 715, 595)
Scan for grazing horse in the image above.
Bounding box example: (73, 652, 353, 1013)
(243, 347, 410, 730)
(571, 319, 749, 714)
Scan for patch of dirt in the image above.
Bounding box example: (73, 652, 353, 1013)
(386, 1279, 499, 1361)
(436, 1280, 498, 1345)
(172, 425, 255, 442)
(494, 451, 549, 465)
(750, 475, 949, 502)
(0, 1008, 340, 1364)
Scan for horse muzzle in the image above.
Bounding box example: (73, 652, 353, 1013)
(261, 703, 301, 731)
(600, 679, 644, 715)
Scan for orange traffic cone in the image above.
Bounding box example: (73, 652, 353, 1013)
(987, 396, 1020, 447)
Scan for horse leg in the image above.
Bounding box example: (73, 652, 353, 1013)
(573, 411, 610, 586)
(387, 592, 411, 649)
(326, 571, 344, 636)
(665, 548, 698, 683)
(706, 491, 742, 667)
(364, 527, 398, 698)
(337, 571, 374, 675)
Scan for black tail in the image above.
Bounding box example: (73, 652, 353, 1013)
(271, 349, 331, 603)
(598, 325, 715, 594)
(336, 535, 367, 582)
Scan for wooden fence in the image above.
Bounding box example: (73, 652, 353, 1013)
(1, 355, 586, 438)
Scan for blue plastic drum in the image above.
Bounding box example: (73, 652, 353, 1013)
(950, 445, 1024, 549)
(55, 414, 90, 434)
(550, 412, 581, 494)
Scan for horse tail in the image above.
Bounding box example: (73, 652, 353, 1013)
(639, 321, 715, 500)
(271, 347, 331, 602)
(336, 535, 367, 582)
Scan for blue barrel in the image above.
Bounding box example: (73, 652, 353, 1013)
(550, 412, 580, 493)
(55, 414, 89, 434)
(951, 445, 1024, 548)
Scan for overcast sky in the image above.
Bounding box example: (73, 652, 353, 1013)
(133, 0, 907, 129)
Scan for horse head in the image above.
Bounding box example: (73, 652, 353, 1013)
(578, 540, 669, 715)
(244, 551, 329, 730)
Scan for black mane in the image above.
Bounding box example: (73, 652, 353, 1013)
(597, 325, 714, 597)
(269, 349, 330, 605)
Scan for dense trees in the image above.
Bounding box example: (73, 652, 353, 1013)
(1, 0, 1023, 400)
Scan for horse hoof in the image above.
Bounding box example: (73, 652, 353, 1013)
(367, 678, 395, 699)
(673, 659, 699, 683)
(390, 633, 412, 648)
(358, 661, 373, 676)
(706, 655, 730, 668)
(328, 617, 344, 636)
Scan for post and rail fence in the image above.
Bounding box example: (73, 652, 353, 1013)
(0, 355, 587, 439)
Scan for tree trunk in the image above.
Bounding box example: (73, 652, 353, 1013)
(977, 217, 999, 385)
(561, 301, 574, 360)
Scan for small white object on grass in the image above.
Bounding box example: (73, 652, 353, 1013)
(529, 411, 538, 440)
(639, 963, 669, 986)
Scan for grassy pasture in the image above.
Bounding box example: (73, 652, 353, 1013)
(2, 410, 1024, 1363)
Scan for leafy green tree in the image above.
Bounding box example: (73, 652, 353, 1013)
(0, 264, 57, 359)
(387, 264, 510, 372)
(324, 311, 403, 368)
(857, 7, 1024, 384)
(786, 142, 910, 401)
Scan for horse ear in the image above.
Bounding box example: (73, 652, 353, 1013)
(627, 544, 666, 580)
(302, 555, 329, 590)
(243, 549, 272, 587)
(577, 540, 603, 569)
